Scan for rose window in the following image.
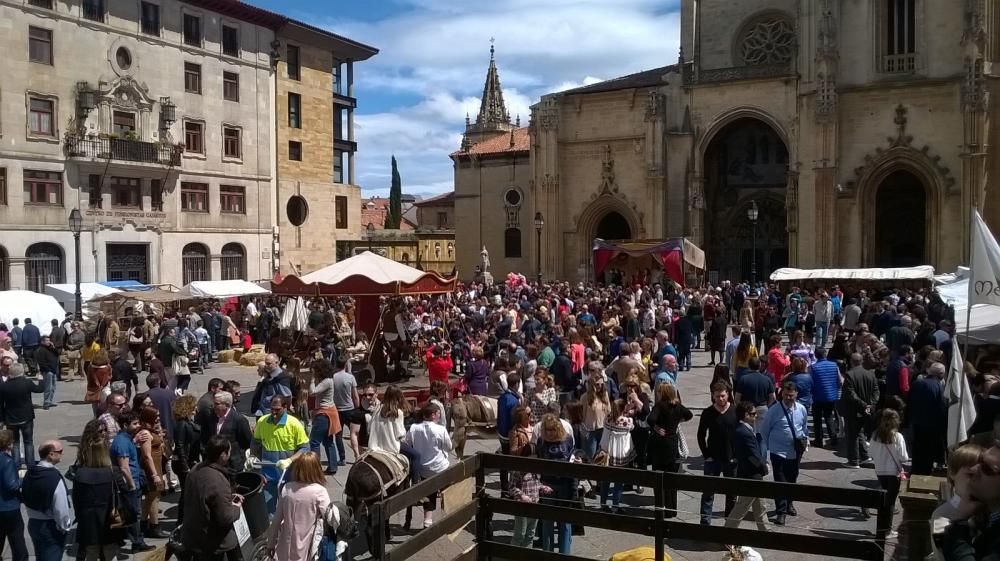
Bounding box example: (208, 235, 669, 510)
(740, 19, 795, 65)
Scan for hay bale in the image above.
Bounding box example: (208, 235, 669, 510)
(233, 349, 244, 361)
(216, 349, 236, 363)
(239, 351, 267, 367)
(249, 344, 266, 353)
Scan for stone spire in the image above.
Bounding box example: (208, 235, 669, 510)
(460, 41, 515, 150)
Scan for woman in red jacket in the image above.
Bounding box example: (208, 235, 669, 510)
(426, 343, 453, 385)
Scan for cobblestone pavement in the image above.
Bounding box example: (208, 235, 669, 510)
(25, 346, 900, 561)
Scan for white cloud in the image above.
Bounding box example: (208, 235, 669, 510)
(310, 1, 681, 194)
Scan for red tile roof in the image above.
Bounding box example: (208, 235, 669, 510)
(451, 127, 530, 158)
(361, 198, 415, 230)
(412, 192, 454, 206)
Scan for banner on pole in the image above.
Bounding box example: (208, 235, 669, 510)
(969, 210, 1000, 306)
(947, 343, 976, 447)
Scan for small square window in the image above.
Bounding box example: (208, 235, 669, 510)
(183, 14, 202, 47)
(110, 177, 141, 209)
(223, 71, 240, 102)
(222, 24, 240, 57)
(28, 27, 52, 65)
(220, 185, 245, 214)
(184, 121, 204, 154)
(180, 182, 208, 212)
(184, 62, 201, 94)
(223, 126, 242, 159)
(287, 45, 300, 80)
(288, 141, 302, 161)
(28, 97, 55, 137)
(23, 170, 62, 206)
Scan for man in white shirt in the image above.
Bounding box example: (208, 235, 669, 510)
(405, 403, 453, 528)
(21, 440, 72, 561)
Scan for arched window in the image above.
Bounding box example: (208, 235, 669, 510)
(401, 252, 410, 265)
(447, 242, 454, 258)
(182, 243, 210, 284)
(0, 246, 8, 290)
(220, 243, 246, 280)
(504, 228, 522, 258)
(25, 242, 64, 292)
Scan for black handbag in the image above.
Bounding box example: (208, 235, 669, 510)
(109, 469, 138, 529)
(780, 403, 807, 458)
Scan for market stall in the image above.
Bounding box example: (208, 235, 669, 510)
(176, 280, 270, 300)
(592, 238, 706, 287)
(0, 290, 69, 336)
(44, 283, 122, 312)
(769, 266, 936, 293)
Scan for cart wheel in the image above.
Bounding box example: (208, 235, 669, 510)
(249, 536, 270, 561)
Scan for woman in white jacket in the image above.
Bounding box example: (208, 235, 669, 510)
(868, 409, 910, 539)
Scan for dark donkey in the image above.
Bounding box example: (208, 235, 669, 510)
(344, 450, 414, 557)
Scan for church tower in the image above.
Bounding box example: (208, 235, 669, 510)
(461, 44, 515, 150)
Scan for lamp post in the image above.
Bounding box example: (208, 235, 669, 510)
(366, 222, 375, 252)
(747, 200, 759, 284)
(534, 211, 544, 285)
(68, 208, 83, 320)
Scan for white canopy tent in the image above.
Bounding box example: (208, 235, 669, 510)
(0, 291, 70, 336)
(299, 251, 432, 285)
(45, 283, 121, 310)
(770, 266, 936, 282)
(937, 273, 1000, 345)
(178, 280, 270, 299)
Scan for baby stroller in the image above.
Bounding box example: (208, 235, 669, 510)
(187, 346, 202, 375)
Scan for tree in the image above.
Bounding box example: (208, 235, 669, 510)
(385, 155, 402, 229)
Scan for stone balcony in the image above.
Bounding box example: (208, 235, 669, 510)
(64, 134, 183, 167)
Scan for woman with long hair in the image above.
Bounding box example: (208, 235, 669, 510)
(707, 307, 728, 367)
(170, 394, 200, 492)
(463, 346, 491, 396)
(528, 370, 557, 423)
(135, 407, 167, 538)
(739, 300, 755, 335)
(507, 406, 542, 548)
(368, 386, 420, 484)
(308, 359, 342, 475)
(868, 409, 910, 538)
(766, 334, 791, 387)
(599, 399, 636, 512)
(580, 367, 611, 461)
(788, 329, 816, 367)
(787, 357, 814, 412)
(732, 331, 758, 375)
(646, 382, 693, 518)
(73, 420, 128, 561)
(536, 414, 576, 554)
(85, 350, 113, 416)
(267, 452, 332, 561)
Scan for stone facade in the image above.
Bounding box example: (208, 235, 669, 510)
(456, 0, 999, 283)
(0, 0, 281, 289)
(274, 23, 376, 276)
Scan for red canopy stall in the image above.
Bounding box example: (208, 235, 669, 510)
(593, 238, 706, 287)
(270, 251, 456, 337)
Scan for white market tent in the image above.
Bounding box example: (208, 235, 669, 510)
(0, 290, 70, 336)
(299, 251, 432, 285)
(45, 283, 121, 310)
(178, 280, 270, 299)
(770, 266, 936, 282)
(937, 273, 1000, 345)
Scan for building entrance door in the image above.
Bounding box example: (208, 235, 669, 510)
(106, 244, 149, 283)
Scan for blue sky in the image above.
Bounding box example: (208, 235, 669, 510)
(251, 0, 682, 197)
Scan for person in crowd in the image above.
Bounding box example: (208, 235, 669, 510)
(110, 411, 153, 553)
(64, 322, 86, 380)
(929, 443, 982, 559)
(809, 347, 841, 449)
(598, 398, 635, 512)
(698, 382, 738, 525)
(157, 327, 185, 391)
(647, 382, 693, 518)
(331, 354, 362, 466)
(97, 392, 127, 445)
(0, 364, 45, 467)
(529, 370, 558, 423)
(135, 407, 167, 538)
(253, 395, 310, 513)
(868, 409, 909, 538)
(110, 349, 137, 400)
(72, 421, 127, 561)
(21, 440, 71, 561)
(707, 310, 729, 367)
(428, 380, 450, 429)
(579, 369, 611, 461)
(200, 390, 253, 474)
(426, 343, 454, 386)
(674, 309, 694, 371)
(734, 357, 776, 428)
(20, 319, 40, 375)
(84, 350, 112, 416)
(368, 385, 420, 484)
(654, 354, 680, 388)
(760, 380, 809, 526)
(309, 359, 342, 474)
(33, 336, 59, 410)
(731, 331, 758, 378)
(196, 378, 226, 427)
(404, 403, 453, 528)
(508, 406, 544, 548)
(464, 346, 491, 396)
(787, 357, 814, 412)
(267, 452, 332, 561)
(909, 361, 949, 475)
(724, 401, 768, 531)
(765, 334, 791, 387)
(180, 436, 243, 561)
(813, 292, 834, 348)
(171, 394, 200, 499)
(536, 413, 576, 554)
(842, 353, 880, 468)
(788, 330, 816, 367)
(886, 344, 914, 400)
(0, 429, 27, 561)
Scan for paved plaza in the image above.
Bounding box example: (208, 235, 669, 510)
(18, 345, 901, 561)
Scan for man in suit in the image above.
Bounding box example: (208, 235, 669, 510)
(199, 390, 253, 474)
(909, 362, 948, 475)
(724, 401, 769, 531)
(842, 353, 880, 468)
(0, 364, 46, 467)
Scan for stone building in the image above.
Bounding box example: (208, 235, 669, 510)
(456, 1, 999, 283)
(274, 21, 377, 277)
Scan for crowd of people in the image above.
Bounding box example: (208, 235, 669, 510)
(2, 278, 1000, 560)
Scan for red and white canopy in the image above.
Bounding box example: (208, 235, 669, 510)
(271, 251, 456, 297)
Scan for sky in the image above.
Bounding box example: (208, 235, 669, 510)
(251, 0, 682, 197)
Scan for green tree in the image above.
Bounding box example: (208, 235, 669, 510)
(385, 155, 402, 229)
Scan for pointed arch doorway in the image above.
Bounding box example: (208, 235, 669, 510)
(595, 211, 632, 241)
(873, 170, 926, 267)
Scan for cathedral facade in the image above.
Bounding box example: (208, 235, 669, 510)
(455, 0, 1000, 283)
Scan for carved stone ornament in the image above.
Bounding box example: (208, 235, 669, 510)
(599, 145, 617, 195)
(536, 98, 559, 131)
(841, 105, 957, 197)
(740, 18, 795, 66)
(541, 173, 559, 192)
(815, 72, 837, 121)
(785, 165, 800, 233)
(688, 178, 704, 211)
(100, 77, 155, 111)
(962, 57, 989, 112)
(644, 91, 664, 122)
(816, 0, 838, 60)
(684, 63, 792, 85)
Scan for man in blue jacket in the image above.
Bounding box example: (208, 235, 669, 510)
(809, 347, 841, 449)
(18, 319, 40, 375)
(0, 429, 27, 561)
(496, 372, 522, 492)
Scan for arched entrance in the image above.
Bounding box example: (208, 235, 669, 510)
(703, 116, 789, 281)
(595, 211, 632, 241)
(874, 170, 926, 267)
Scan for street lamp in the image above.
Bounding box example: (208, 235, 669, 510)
(747, 200, 759, 284)
(68, 208, 83, 320)
(366, 222, 375, 252)
(534, 211, 544, 285)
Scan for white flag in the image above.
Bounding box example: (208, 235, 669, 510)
(969, 210, 1000, 306)
(947, 343, 977, 447)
